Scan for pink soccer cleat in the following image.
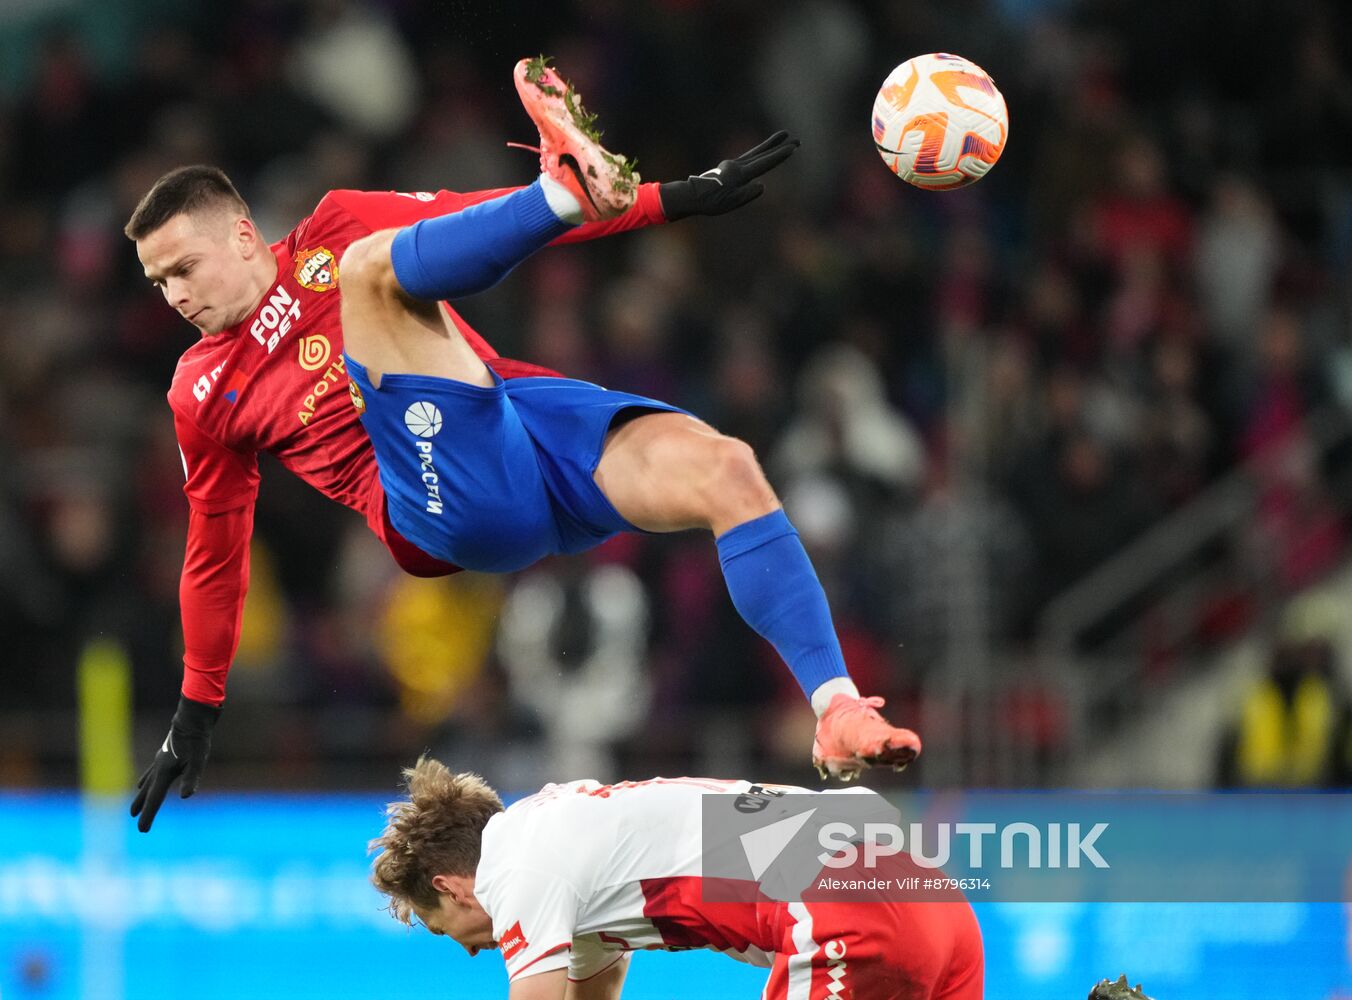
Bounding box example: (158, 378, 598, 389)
(812, 694, 922, 781)
(511, 55, 639, 222)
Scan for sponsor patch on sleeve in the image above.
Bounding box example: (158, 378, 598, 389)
(499, 921, 528, 961)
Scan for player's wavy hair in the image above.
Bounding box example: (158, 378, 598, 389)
(124, 164, 251, 240)
(368, 755, 504, 924)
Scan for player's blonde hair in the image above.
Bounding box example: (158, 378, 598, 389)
(368, 755, 504, 924)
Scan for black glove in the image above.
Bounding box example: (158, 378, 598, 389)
(130, 695, 221, 832)
(658, 131, 800, 221)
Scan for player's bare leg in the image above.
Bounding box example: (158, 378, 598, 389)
(594, 412, 776, 534)
(341, 57, 639, 389)
(594, 411, 922, 779)
(340, 234, 495, 389)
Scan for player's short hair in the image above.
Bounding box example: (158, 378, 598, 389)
(368, 756, 504, 924)
(123, 165, 250, 240)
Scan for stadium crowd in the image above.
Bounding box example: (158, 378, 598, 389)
(1, 0, 1351, 790)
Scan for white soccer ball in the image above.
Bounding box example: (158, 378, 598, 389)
(871, 52, 1009, 190)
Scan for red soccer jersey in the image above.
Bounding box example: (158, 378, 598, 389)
(169, 182, 668, 704)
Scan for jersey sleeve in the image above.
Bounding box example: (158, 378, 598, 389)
(174, 409, 260, 514)
(325, 187, 525, 231)
(551, 181, 667, 244)
(324, 182, 668, 243)
(485, 867, 583, 982)
(179, 505, 253, 705)
(172, 409, 260, 704)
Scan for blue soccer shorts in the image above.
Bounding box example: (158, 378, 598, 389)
(346, 355, 690, 573)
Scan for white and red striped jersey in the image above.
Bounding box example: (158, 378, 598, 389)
(473, 777, 814, 984)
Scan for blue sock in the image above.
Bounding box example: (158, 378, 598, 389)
(389, 179, 573, 300)
(715, 509, 850, 700)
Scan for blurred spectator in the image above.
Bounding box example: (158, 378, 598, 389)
(1021, 263, 1095, 370)
(703, 307, 789, 457)
(753, 0, 869, 199)
(1195, 176, 1282, 349)
(772, 342, 926, 501)
(1136, 335, 1215, 509)
(11, 29, 114, 203)
(376, 573, 502, 726)
(596, 274, 681, 402)
(1216, 598, 1352, 787)
(880, 460, 1035, 676)
(1237, 305, 1329, 459)
(497, 556, 651, 780)
(288, 0, 420, 141)
(429, 664, 551, 794)
(1258, 23, 1352, 245)
(1015, 430, 1152, 607)
(1248, 430, 1347, 592)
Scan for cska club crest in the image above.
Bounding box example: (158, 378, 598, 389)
(294, 247, 339, 291)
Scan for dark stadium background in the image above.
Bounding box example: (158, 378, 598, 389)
(1, 1, 1350, 997)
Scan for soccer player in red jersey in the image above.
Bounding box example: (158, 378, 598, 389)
(126, 59, 921, 832)
(370, 757, 984, 1000)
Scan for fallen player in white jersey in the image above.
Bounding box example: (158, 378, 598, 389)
(369, 757, 982, 999)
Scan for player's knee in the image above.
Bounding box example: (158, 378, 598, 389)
(701, 435, 775, 514)
(339, 231, 399, 297)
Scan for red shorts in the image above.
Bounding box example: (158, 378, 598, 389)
(761, 858, 983, 1000)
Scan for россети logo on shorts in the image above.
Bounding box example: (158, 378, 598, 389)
(405, 401, 445, 515)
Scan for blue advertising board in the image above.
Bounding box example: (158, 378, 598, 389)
(1, 794, 1346, 999)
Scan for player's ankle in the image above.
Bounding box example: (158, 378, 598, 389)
(539, 173, 584, 224)
(810, 677, 860, 718)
